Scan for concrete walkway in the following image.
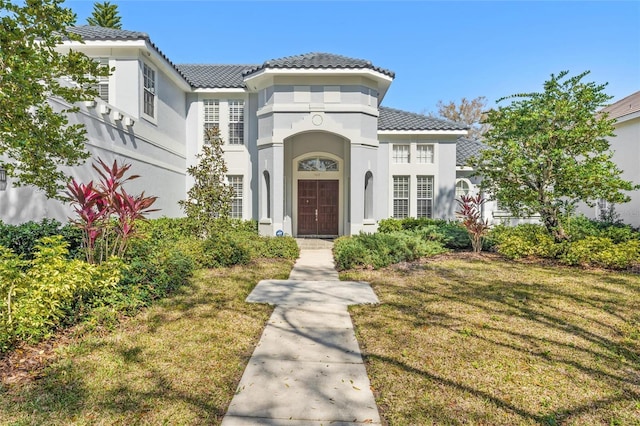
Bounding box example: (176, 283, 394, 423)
(221, 244, 381, 425)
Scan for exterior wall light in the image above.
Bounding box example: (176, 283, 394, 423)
(0, 167, 7, 191)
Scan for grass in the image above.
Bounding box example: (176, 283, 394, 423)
(345, 254, 640, 425)
(0, 259, 293, 425)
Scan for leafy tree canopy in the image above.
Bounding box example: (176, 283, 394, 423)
(474, 70, 638, 241)
(0, 0, 109, 198)
(430, 96, 488, 140)
(179, 128, 234, 237)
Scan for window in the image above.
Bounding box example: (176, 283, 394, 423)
(298, 157, 339, 172)
(94, 58, 109, 102)
(417, 176, 434, 219)
(203, 99, 219, 142)
(228, 175, 243, 218)
(393, 145, 410, 163)
(416, 144, 434, 164)
(393, 176, 409, 218)
(143, 63, 156, 118)
(228, 100, 244, 145)
(456, 179, 471, 198)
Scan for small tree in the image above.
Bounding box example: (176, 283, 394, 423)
(475, 71, 638, 242)
(179, 128, 234, 237)
(429, 96, 488, 140)
(456, 194, 489, 253)
(86, 1, 122, 29)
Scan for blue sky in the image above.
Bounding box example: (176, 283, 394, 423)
(67, 0, 640, 114)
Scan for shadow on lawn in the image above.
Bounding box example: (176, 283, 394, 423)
(357, 258, 640, 424)
(0, 262, 287, 424)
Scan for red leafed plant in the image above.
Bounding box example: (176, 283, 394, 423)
(456, 193, 490, 253)
(65, 158, 158, 263)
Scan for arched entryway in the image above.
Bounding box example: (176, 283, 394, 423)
(284, 131, 349, 237)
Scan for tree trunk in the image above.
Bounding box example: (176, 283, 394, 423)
(541, 209, 568, 242)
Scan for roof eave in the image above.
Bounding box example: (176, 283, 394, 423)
(193, 87, 247, 93)
(378, 130, 468, 136)
(243, 68, 394, 92)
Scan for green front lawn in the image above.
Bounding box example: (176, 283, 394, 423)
(346, 254, 640, 425)
(0, 259, 293, 425)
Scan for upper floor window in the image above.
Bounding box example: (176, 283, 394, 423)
(228, 100, 244, 145)
(416, 144, 434, 164)
(203, 99, 219, 142)
(392, 144, 410, 163)
(143, 63, 156, 118)
(94, 58, 109, 103)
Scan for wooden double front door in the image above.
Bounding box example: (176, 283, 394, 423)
(298, 180, 339, 236)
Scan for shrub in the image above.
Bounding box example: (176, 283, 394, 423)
(202, 234, 252, 268)
(333, 232, 447, 270)
(378, 218, 472, 250)
(566, 215, 639, 243)
(65, 158, 158, 264)
(250, 236, 299, 259)
(562, 237, 640, 269)
(0, 219, 83, 259)
(456, 194, 490, 253)
(490, 224, 559, 259)
(0, 236, 122, 351)
(112, 245, 195, 313)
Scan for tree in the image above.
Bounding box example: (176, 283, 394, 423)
(86, 1, 121, 29)
(179, 128, 234, 237)
(430, 96, 488, 140)
(474, 70, 638, 242)
(0, 0, 109, 198)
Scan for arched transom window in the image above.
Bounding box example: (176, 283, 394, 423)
(298, 157, 339, 172)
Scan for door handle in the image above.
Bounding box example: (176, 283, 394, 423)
(315, 209, 318, 222)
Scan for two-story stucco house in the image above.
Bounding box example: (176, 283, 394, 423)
(0, 25, 481, 237)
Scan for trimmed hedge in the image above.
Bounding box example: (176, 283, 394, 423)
(0, 219, 83, 259)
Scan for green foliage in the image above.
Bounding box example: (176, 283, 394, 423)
(179, 128, 234, 237)
(112, 246, 194, 314)
(377, 218, 471, 250)
(0, 236, 122, 351)
(202, 234, 252, 268)
(0, 0, 110, 198)
(490, 224, 560, 259)
(86, 1, 122, 29)
(565, 215, 639, 243)
(475, 71, 638, 242)
(333, 232, 447, 270)
(0, 219, 83, 259)
(562, 237, 640, 269)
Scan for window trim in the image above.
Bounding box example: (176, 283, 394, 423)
(455, 178, 472, 199)
(203, 99, 220, 144)
(392, 144, 410, 164)
(228, 175, 244, 219)
(392, 175, 410, 219)
(142, 62, 157, 121)
(416, 175, 434, 219)
(228, 99, 245, 145)
(416, 144, 435, 164)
